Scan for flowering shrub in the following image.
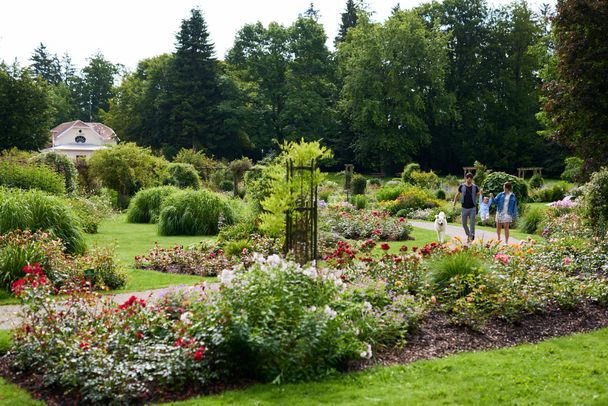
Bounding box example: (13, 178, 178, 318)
(320, 205, 412, 241)
(135, 243, 234, 277)
(379, 187, 442, 215)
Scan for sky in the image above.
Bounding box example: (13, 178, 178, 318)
(0, 0, 554, 72)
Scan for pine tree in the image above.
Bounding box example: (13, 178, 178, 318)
(335, 0, 360, 46)
(30, 43, 62, 85)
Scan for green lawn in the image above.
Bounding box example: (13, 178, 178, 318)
(166, 327, 608, 405)
(86, 215, 216, 292)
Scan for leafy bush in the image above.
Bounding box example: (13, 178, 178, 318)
(435, 189, 446, 200)
(351, 174, 367, 195)
(173, 148, 217, 180)
(379, 186, 441, 215)
(30, 152, 78, 193)
(135, 243, 232, 277)
(72, 245, 127, 289)
(368, 178, 382, 187)
(401, 163, 420, 183)
(165, 163, 201, 189)
(528, 173, 544, 189)
(473, 161, 489, 187)
(410, 170, 440, 189)
(219, 180, 234, 192)
(65, 197, 107, 234)
(561, 156, 584, 183)
(517, 207, 545, 234)
(352, 195, 367, 210)
(427, 251, 485, 294)
(376, 184, 406, 202)
(0, 188, 85, 254)
(482, 172, 528, 202)
(126, 186, 179, 224)
(158, 189, 236, 236)
(320, 206, 412, 240)
(229, 157, 253, 195)
(582, 168, 608, 237)
(0, 161, 65, 195)
(530, 182, 569, 203)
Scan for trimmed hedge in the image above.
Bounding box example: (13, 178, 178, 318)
(126, 186, 180, 224)
(0, 188, 86, 254)
(158, 189, 236, 236)
(0, 161, 65, 195)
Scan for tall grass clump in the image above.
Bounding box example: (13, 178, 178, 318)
(0, 188, 86, 254)
(127, 186, 180, 224)
(518, 207, 545, 234)
(428, 252, 484, 293)
(158, 189, 236, 236)
(0, 161, 65, 195)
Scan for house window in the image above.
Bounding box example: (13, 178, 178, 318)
(75, 135, 86, 143)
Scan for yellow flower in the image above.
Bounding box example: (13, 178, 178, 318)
(395, 281, 403, 287)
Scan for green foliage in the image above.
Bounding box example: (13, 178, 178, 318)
(219, 180, 234, 192)
(473, 161, 489, 187)
(382, 186, 441, 215)
(351, 174, 367, 195)
(228, 157, 253, 195)
(0, 188, 85, 254)
(158, 189, 236, 236)
(518, 207, 545, 234)
(173, 148, 217, 180)
(582, 168, 608, 237)
(0, 161, 65, 195)
(528, 173, 544, 190)
(165, 163, 201, 189)
(435, 189, 446, 200)
(368, 177, 382, 187)
(88, 143, 169, 208)
(76, 52, 120, 122)
(29, 152, 78, 193)
(482, 172, 529, 202)
(65, 196, 113, 234)
(410, 170, 440, 189)
(561, 157, 584, 183)
(80, 245, 127, 289)
(126, 186, 180, 224)
(427, 252, 484, 294)
(351, 195, 367, 210)
(401, 163, 421, 183)
(530, 182, 569, 203)
(376, 184, 406, 202)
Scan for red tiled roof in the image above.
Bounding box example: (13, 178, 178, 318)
(50, 120, 117, 141)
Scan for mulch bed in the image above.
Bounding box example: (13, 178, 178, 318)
(2, 302, 608, 405)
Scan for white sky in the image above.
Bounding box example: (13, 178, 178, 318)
(0, 0, 553, 72)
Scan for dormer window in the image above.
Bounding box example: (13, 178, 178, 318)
(75, 135, 86, 143)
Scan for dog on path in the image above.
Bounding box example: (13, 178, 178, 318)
(434, 211, 447, 244)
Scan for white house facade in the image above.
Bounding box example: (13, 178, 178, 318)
(44, 120, 118, 159)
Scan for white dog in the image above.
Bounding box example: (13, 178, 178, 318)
(434, 211, 447, 244)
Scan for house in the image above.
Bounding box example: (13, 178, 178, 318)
(44, 120, 118, 159)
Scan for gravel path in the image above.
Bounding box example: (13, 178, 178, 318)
(409, 221, 520, 245)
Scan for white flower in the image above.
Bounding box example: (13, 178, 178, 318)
(324, 305, 337, 320)
(219, 269, 235, 287)
(360, 343, 373, 359)
(362, 301, 373, 314)
(308, 306, 317, 313)
(302, 267, 318, 279)
(180, 311, 193, 324)
(267, 254, 282, 268)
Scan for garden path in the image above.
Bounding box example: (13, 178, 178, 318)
(410, 221, 520, 245)
(0, 283, 216, 330)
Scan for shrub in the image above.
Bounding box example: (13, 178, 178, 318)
(482, 172, 528, 202)
(380, 186, 441, 215)
(30, 152, 78, 194)
(352, 195, 367, 210)
(219, 180, 233, 192)
(530, 182, 569, 203)
(561, 156, 584, 183)
(401, 163, 420, 183)
(473, 161, 489, 187)
(376, 185, 406, 202)
(435, 189, 446, 200)
(173, 148, 217, 180)
(72, 245, 127, 289)
(65, 196, 113, 234)
(351, 174, 367, 195)
(0, 188, 85, 254)
(135, 243, 231, 277)
(517, 207, 545, 234)
(126, 186, 180, 224)
(582, 168, 608, 237)
(0, 161, 65, 195)
(368, 178, 382, 187)
(427, 251, 485, 294)
(528, 173, 544, 189)
(165, 163, 201, 189)
(229, 157, 253, 195)
(320, 206, 412, 240)
(158, 189, 236, 236)
(410, 170, 440, 189)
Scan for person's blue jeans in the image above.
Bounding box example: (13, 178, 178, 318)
(461, 207, 476, 241)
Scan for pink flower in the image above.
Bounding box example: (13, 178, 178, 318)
(494, 253, 510, 265)
(563, 257, 572, 266)
(193, 345, 205, 361)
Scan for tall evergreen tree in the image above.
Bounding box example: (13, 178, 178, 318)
(335, 0, 360, 46)
(76, 52, 120, 121)
(30, 43, 62, 85)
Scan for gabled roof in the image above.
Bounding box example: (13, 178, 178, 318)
(50, 120, 118, 142)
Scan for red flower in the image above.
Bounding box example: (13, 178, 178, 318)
(381, 243, 390, 251)
(399, 245, 408, 252)
(11, 279, 26, 295)
(373, 229, 381, 235)
(137, 331, 143, 340)
(193, 345, 205, 362)
(399, 217, 405, 222)
(412, 246, 418, 252)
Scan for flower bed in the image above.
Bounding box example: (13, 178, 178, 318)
(320, 205, 412, 241)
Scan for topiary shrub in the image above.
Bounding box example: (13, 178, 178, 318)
(351, 174, 367, 195)
(368, 178, 382, 187)
(482, 172, 528, 202)
(229, 157, 253, 196)
(0, 162, 65, 195)
(410, 170, 440, 189)
(401, 163, 420, 184)
(158, 189, 236, 236)
(582, 168, 608, 237)
(528, 173, 544, 190)
(126, 186, 180, 224)
(351, 195, 367, 210)
(165, 163, 201, 189)
(30, 152, 78, 194)
(0, 188, 86, 254)
(435, 189, 446, 200)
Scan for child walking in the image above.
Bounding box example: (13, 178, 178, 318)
(492, 182, 518, 244)
(478, 192, 494, 225)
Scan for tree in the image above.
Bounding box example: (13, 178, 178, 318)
(76, 52, 120, 121)
(541, 0, 608, 175)
(30, 43, 62, 85)
(335, 0, 361, 46)
(0, 63, 52, 150)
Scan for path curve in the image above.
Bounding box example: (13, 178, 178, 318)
(410, 221, 520, 245)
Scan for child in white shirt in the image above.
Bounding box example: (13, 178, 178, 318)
(478, 192, 494, 225)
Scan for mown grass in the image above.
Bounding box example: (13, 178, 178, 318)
(166, 327, 608, 405)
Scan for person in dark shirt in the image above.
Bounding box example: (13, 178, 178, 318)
(453, 172, 481, 243)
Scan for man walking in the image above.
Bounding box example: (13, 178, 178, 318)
(453, 172, 481, 243)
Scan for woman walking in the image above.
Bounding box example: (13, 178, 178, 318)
(492, 182, 518, 244)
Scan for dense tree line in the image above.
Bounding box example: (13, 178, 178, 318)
(2, 0, 604, 175)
